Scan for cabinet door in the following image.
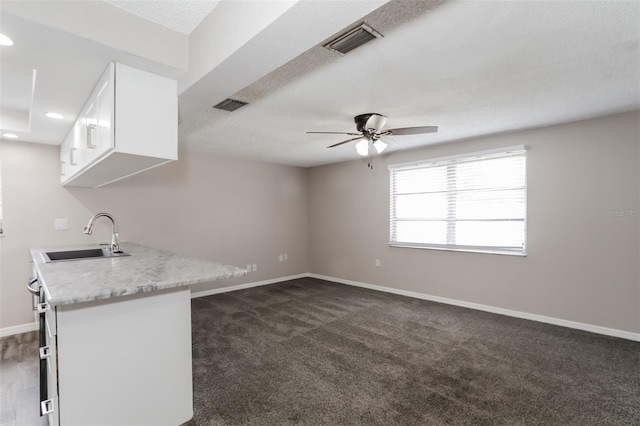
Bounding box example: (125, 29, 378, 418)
(68, 132, 80, 177)
(59, 135, 69, 183)
(60, 130, 80, 182)
(82, 101, 98, 165)
(59, 63, 116, 185)
(56, 289, 193, 426)
(77, 64, 113, 171)
(95, 67, 114, 158)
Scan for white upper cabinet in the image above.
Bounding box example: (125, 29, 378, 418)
(60, 63, 177, 187)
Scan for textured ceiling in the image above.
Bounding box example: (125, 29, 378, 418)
(104, 0, 219, 34)
(3, 0, 638, 168)
(179, 0, 640, 168)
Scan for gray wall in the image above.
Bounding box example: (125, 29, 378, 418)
(2, 111, 639, 334)
(0, 143, 309, 328)
(308, 111, 640, 333)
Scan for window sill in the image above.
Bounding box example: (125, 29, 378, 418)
(389, 242, 527, 256)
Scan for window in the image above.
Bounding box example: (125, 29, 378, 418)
(389, 146, 526, 255)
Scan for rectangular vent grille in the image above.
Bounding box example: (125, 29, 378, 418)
(213, 98, 248, 112)
(324, 23, 382, 55)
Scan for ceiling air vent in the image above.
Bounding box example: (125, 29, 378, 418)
(213, 98, 248, 112)
(324, 23, 383, 55)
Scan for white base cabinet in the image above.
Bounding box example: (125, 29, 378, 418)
(46, 288, 193, 426)
(60, 62, 177, 188)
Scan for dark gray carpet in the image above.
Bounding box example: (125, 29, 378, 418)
(190, 278, 640, 425)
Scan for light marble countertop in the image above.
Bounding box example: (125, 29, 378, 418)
(31, 242, 247, 306)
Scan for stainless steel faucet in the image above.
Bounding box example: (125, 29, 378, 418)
(83, 212, 122, 253)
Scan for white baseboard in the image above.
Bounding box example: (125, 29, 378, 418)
(5, 273, 637, 342)
(308, 273, 640, 342)
(0, 322, 38, 338)
(190, 274, 309, 299)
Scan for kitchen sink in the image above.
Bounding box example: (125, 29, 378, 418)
(43, 248, 130, 263)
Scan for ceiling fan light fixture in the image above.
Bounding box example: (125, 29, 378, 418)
(374, 139, 387, 154)
(308, 112, 438, 158)
(355, 138, 369, 156)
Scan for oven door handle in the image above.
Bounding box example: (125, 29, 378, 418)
(27, 277, 40, 295)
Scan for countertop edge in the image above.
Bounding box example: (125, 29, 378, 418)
(31, 243, 248, 306)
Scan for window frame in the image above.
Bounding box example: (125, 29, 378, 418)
(388, 146, 527, 256)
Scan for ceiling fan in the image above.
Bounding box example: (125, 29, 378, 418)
(307, 113, 438, 157)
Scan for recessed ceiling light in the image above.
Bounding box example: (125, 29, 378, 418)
(3, 133, 19, 139)
(0, 33, 14, 46)
(45, 112, 64, 120)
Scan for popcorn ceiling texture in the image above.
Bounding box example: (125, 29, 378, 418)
(105, 0, 219, 34)
(179, 0, 449, 166)
(178, 0, 640, 168)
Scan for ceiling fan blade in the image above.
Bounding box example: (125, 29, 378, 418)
(379, 134, 399, 147)
(306, 131, 361, 135)
(385, 126, 438, 136)
(327, 136, 363, 148)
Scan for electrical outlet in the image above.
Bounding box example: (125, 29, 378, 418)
(375, 259, 380, 267)
(246, 264, 252, 273)
(252, 264, 257, 272)
(279, 255, 283, 262)
(55, 218, 69, 230)
(284, 253, 288, 261)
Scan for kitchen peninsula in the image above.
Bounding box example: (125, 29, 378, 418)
(30, 242, 246, 426)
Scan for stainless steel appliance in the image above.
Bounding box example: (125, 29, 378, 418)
(27, 275, 56, 418)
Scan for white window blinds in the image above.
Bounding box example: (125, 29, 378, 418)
(389, 146, 526, 255)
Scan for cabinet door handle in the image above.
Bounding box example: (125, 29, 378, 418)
(60, 161, 66, 176)
(37, 302, 50, 313)
(39, 346, 51, 359)
(70, 147, 78, 166)
(41, 399, 55, 415)
(27, 277, 40, 295)
(28, 277, 40, 311)
(87, 123, 97, 148)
